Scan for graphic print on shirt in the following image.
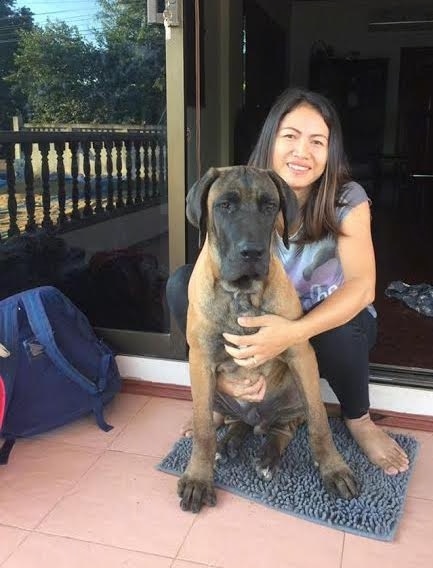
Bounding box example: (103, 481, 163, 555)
(302, 244, 335, 281)
(298, 241, 340, 310)
(275, 232, 344, 312)
(275, 181, 371, 313)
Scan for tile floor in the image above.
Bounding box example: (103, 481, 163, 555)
(1, 393, 433, 568)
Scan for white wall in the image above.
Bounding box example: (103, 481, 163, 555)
(289, 0, 433, 152)
(118, 355, 433, 416)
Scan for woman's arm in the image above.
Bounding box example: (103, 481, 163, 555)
(223, 200, 376, 367)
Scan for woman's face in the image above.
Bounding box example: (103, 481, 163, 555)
(272, 103, 329, 202)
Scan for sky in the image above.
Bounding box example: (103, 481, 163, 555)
(14, 0, 101, 42)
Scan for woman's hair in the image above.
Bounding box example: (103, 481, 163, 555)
(248, 87, 351, 244)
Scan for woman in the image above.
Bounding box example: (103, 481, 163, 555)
(166, 87, 409, 476)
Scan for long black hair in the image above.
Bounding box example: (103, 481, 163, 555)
(248, 87, 351, 243)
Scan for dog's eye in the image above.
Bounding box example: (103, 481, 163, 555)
(261, 201, 278, 213)
(217, 201, 232, 211)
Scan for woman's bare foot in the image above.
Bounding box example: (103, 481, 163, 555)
(345, 413, 409, 475)
(180, 411, 225, 437)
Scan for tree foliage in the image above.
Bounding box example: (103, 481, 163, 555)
(94, 0, 166, 124)
(6, 0, 166, 126)
(10, 22, 100, 123)
(0, 0, 33, 129)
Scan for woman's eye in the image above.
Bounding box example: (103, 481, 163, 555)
(312, 139, 324, 146)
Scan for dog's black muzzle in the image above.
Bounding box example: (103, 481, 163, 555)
(220, 239, 271, 288)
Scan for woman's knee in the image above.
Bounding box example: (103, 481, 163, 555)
(309, 316, 372, 418)
(311, 310, 376, 359)
(312, 324, 368, 373)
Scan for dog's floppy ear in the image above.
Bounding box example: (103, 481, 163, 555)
(186, 167, 220, 248)
(266, 170, 299, 248)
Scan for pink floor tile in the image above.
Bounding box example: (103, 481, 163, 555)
(388, 428, 433, 442)
(1, 533, 173, 568)
(386, 428, 433, 501)
(178, 491, 344, 568)
(342, 497, 433, 568)
(110, 397, 193, 458)
(404, 432, 433, 501)
(37, 450, 195, 557)
(40, 393, 150, 450)
(0, 439, 101, 529)
(0, 525, 29, 564)
(172, 560, 222, 568)
(1, 395, 432, 568)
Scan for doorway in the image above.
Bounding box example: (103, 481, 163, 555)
(233, 0, 433, 382)
(369, 46, 433, 373)
(234, 0, 289, 164)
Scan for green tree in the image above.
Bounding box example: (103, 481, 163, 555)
(7, 0, 166, 125)
(94, 0, 166, 124)
(9, 21, 100, 123)
(0, 0, 33, 129)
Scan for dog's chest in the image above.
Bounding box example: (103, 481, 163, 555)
(201, 286, 305, 427)
(203, 288, 264, 373)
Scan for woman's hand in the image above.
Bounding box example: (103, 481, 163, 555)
(217, 373, 267, 402)
(223, 314, 305, 368)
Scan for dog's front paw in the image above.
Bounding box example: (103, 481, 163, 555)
(177, 474, 217, 513)
(320, 460, 359, 499)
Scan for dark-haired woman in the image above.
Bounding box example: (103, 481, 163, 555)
(166, 88, 409, 475)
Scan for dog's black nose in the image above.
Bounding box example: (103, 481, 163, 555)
(239, 242, 265, 262)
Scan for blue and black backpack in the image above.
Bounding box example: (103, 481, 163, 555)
(0, 286, 121, 464)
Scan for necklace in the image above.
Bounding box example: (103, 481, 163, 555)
(288, 221, 304, 240)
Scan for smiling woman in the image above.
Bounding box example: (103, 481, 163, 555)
(167, 86, 410, 477)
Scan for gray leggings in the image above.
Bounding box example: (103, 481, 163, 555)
(166, 264, 377, 419)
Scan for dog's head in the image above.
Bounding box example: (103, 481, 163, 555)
(186, 166, 298, 286)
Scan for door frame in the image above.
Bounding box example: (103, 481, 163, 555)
(99, 6, 187, 361)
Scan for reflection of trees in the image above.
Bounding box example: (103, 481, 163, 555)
(0, 0, 33, 130)
(6, 0, 166, 126)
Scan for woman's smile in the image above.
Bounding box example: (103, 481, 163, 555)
(287, 161, 310, 174)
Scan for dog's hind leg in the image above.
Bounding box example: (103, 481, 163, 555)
(255, 421, 299, 481)
(216, 421, 251, 463)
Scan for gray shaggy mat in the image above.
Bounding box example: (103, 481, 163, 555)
(157, 418, 419, 541)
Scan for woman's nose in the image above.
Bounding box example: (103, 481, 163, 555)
(292, 137, 309, 157)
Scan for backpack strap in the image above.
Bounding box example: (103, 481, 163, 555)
(20, 288, 114, 431)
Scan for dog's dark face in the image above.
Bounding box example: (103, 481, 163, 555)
(186, 166, 298, 288)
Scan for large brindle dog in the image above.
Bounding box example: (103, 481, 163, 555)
(178, 166, 358, 513)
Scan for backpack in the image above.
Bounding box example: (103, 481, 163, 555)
(0, 286, 121, 464)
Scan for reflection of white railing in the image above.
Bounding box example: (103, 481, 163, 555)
(0, 127, 167, 240)
(11, 116, 166, 180)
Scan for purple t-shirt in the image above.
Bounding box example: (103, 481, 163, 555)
(275, 181, 376, 316)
